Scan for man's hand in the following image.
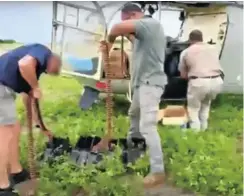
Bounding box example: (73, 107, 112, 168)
(31, 87, 42, 99)
(99, 40, 112, 53)
(180, 71, 188, 80)
(42, 129, 53, 141)
(92, 138, 110, 152)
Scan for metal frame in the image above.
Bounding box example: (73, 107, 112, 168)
(51, 0, 187, 49)
(60, 5, 67, 57)
(219, 15, 229, 59)
(159, 1, 243, 9)
(58, 1, 98, 13)
(51, 1, 57, 51)
(51, 1, 107, 52)
(50, 1, 238, 99)
(51, 0, 243, 51)
(85, 1, 166, 30)
(52, 20, 101, 36)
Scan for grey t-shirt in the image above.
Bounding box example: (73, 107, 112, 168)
(131, 16, 167, 89)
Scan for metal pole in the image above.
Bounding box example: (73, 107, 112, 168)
(51, 2, 57, 51)
(158, 1, 162, 21)
(59, 1, 97, 12)
(76, 8, 79, 27)
(60, 6, 67, 57)
(53, 20, 101, 35)
(92, 1, 107, 34)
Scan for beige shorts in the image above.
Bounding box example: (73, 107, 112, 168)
(0, 84, 17, 125)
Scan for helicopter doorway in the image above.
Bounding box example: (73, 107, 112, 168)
(51, 1, 106, 81)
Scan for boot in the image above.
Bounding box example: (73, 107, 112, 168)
(10, 169, 30, 185)
(0, 187, 19, 196)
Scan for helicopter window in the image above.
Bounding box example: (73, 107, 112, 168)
(78, 9, 102, 33)
(152, 7, 183, 39)
(56, 3, 99, 27)
(107, 9, 122, 31)
(54, 2, 106, 59)
(56, 3, 65, 22)
(65, 7, 78, 26)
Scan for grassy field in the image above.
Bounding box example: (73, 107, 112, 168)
(0, 42, 23, 54)
(1, 43, 243, 195)
(15, 75, 243, 196)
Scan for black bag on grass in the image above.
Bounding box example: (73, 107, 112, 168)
(41, 137, 72, 162)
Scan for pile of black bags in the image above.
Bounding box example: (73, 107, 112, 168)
(41, 136, 146, 167)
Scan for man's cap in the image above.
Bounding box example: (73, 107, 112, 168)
(121, 3, 142, 13)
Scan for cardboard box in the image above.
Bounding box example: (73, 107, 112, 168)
(158, 105, 189, 125)
(103, 49, 129, 79)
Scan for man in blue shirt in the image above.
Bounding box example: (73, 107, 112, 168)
(0, 43, 61, 195)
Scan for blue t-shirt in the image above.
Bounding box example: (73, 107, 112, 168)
(0, 43, 51, 93)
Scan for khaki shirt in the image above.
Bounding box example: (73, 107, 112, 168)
(179, 42, 224, 77)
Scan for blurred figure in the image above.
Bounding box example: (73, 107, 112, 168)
(179, 30, 224, 131)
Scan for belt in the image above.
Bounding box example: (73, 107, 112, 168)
(189, 75, 220, 80)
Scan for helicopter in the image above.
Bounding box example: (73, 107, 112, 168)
(51, 1, 243, 109)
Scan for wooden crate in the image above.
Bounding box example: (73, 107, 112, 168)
(158, 105, 189, 125)
(103, 49, 129, 79)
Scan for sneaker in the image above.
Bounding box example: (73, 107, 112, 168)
(0, 187, 19, 196)
(143, 172, 165, 189)
(11, 169, 30, 185)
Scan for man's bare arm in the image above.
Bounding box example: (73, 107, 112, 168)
(180, 70, 188, 79)
(178, 50, 188, 79)
(18, 55, 39, 90)
(108, 20, 136, 44)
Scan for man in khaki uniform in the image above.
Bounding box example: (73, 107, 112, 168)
(179, 30, 224, 131)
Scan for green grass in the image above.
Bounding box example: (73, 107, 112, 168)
(0, 42, 23, 55)
(1, 42, 243, 195)
(16, 75, 243, 196)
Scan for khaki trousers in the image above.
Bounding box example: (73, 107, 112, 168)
(187, 77, 223, 131)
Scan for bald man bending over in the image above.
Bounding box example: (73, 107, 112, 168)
(0, 43, 61, 195)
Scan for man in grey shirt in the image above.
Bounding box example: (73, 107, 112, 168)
(99, 3, 167, 188)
